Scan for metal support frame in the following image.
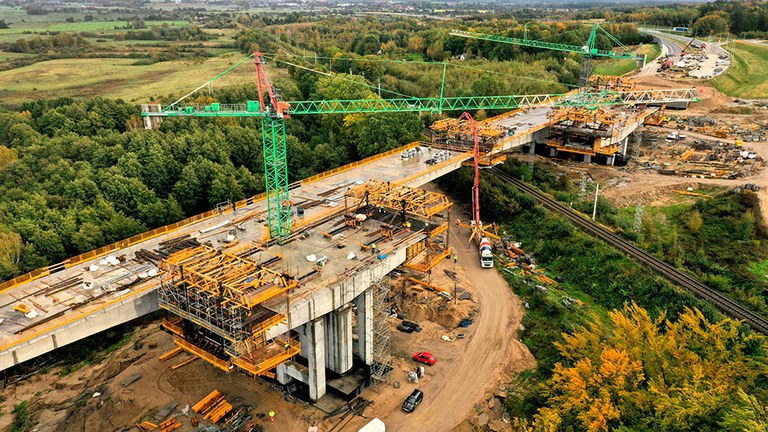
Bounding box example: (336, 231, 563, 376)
(369, 279, 392, 386)
(262, 117, 291, 240)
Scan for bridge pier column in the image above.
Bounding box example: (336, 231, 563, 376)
(276, 363, 290, 385)
(607, 155, 615, 166)
(620, 136, 629, 156)
(300, 318, 326, 401)
(325, 304, 353, 374)
(584, 154, 592, 163)
(354, 290, 374, 365)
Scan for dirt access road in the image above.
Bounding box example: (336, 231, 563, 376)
(355, 220, 534, 431)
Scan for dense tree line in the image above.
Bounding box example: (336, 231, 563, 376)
(115, 24, 209, 41)
(0, 82, 426, 281)
(519, 305, 768, 431)
(4, 33, 90, 54)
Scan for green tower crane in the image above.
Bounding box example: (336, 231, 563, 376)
(450, 23, 647, 90)
(142, 53, 696, 242)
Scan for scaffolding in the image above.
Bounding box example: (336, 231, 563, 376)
(343, 180, 453, 274)
(430, 117, 507, 165)
(588, 75, 636, 92)
(158, 245, 300, 377)
(369, 279, 392, 387)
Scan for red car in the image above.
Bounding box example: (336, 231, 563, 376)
(412, 351, 436, 366)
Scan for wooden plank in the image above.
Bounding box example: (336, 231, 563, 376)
(171, 356, 197, 370)
(158, 347, 183, 361)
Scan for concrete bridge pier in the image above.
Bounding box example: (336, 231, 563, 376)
(620, 136, 629, 156)
(299, 317, 326, 401)
(354, 290, 374, 365)
(324, 304, 353, 374)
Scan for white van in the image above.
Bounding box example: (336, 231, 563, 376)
(358, 418, 386, 432)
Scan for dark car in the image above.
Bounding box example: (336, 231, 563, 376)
(396, 320, 422, 333)
(402, 389, 424, 413)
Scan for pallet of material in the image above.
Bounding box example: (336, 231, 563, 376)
(158, 419, 182, 432)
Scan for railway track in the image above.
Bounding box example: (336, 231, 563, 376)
(490, 167, 768, 335)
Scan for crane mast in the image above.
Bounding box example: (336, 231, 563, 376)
(450, 23, 646, 90)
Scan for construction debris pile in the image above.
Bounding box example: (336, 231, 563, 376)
(667, 115, 768, 143)
(633, 130, 765, 178)
(136, 389, 261, 432)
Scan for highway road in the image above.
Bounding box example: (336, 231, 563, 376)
(641, 29, 730, 78)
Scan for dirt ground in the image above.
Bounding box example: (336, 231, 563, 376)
(0, 202, 534, 432)
(589, 73, 768, 221)
(0, 324, 324, 432)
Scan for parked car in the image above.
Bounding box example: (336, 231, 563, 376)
(402, 389, 424, 413)
(396, 320, 422, 333)
(412, 351, 436, 366)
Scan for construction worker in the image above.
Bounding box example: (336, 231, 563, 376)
(371, 243, 377, 255)
(406, 221, 411, 233)
(454, 253, 458, 264)
(269, 410, 276, 422)
(455, 219, 461, 228)
(284, 342, 290, 351)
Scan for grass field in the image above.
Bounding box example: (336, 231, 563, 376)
(712, 41, 768, 99)
(0, 20, 189, 35)
(592, 43, 661, 76)
(0, 52, 286, 104)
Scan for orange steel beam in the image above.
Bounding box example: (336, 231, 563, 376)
(174, 337, 230, 372)
(192, 390, 223, 413)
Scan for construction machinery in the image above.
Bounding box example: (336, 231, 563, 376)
(450, 23, 646, 90)
(141, 53, 698, 243)
(453, 112, 498, 268)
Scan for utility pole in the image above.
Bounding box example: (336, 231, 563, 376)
(592, 183, 600, 221)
